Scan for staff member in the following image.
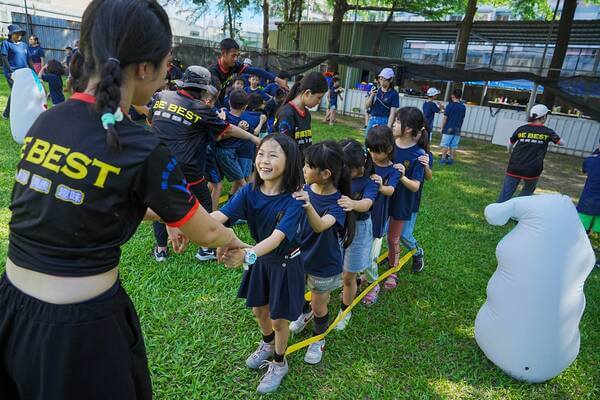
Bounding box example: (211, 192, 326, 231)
(1, 24, 33, 119)
(28, 34, 46, 73)
(0, 1, 247, 399)
(209, 38, 288, 106)
(365, 67, 399, 131)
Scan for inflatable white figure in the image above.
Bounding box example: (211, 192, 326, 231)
(475, 194, 595, 383)
(10, 68, 47, 144)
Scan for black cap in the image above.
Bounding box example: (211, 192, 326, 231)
(174, 66, 217, 95)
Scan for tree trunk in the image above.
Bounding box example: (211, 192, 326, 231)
(454, 0, 477, 70)
(262, 0, 269, 49)
(541, 0, 577, 108)
(328, 0, 349, 72)
(374, 3, 397, 57)
(283, 0, 290, 22)
(226, 1, 234, 38)
(293, 0, 303, 51)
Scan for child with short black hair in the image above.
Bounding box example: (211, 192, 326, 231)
(38, 59, 66, 105)
(212, 134, 305, 394)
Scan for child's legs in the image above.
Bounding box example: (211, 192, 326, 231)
(497, 175, 521, 203)
(209, 182, 222, 211)
(341, 271, 357, 306)
(400, 212, 422, 255)
(519, 178, 538, 197)
(310, 291, 330, 318)
(271, 319, 290, 356)
(231, 178, 246, 195)
(152, 221, 168, 249)
(330, 108, 337, 124)
(252, 305, 273, 336)
(387, 218, 406, 268)
(365, 237, 384, 283)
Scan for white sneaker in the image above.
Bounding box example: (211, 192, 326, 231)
(256, 359, 289, 394)
(245, 341, 274, 369)
(304, 339, 325, 364)
(333, 310, 352, 331)
(289, 311, 314, 334)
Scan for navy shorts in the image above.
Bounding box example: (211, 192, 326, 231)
(237, 253, 305, 321)
(215, 146, 245, 182)
(205, 150, 222, 184)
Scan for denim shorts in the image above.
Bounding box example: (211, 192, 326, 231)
(343, 218, 374, 273)
(215, 146, 244, 182)
(306, 273, 342, 293)
(440, 133, 461, 149)
(238, 157, 253, 178)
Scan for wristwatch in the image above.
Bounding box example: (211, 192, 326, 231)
(243, 249, 257, 269)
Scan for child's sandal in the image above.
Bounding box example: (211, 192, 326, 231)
(362, 284, 380, 306)
(383, 274, 398, 291)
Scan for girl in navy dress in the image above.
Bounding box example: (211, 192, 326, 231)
(212, 134, 305, 394)
(290, 141, 355, 364)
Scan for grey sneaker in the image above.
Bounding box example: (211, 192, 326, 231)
(304, 339, 325, 365)
(289, 311, 313, 334)
(256, 359, 288, 394)
(245, 341, 274, 369)
(333, 310, 352, 331)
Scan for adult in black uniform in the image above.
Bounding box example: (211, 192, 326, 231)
(148, 65, 260, 262)
(209, 38, 288, 106)
(0, 1, 247, 399)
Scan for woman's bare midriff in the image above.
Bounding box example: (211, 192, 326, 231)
(5, 258, 119, 304)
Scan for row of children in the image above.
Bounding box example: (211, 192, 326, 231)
(210, 106, 433, 394)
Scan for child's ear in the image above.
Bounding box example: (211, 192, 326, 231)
(321, 169, 332, 180)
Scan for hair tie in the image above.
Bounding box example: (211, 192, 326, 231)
(101, 108, 124, 130)
(107, 57, 120, 65)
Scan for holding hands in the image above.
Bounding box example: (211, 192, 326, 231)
(292, 189, 311, 208)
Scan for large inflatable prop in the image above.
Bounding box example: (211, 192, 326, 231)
(10, 68, 47, 144)
(475, 194, 594, 383)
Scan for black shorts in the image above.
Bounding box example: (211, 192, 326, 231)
(237, 254, 305, 321)
(0, 275, 152, 400)
(187, 177, 212, 212)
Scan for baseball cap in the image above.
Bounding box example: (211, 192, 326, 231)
(427, 87, 440, 97)
(243, 58, 252, 65)
(530, 104, 549, 119)
(378, 68, 394, 80)
(175, 66, 217, 95)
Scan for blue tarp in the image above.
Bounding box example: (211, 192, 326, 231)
(466, 80, 544, 93)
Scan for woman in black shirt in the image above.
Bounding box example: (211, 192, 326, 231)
(1, 1, 247, 399)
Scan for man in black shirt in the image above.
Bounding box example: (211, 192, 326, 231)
(209, 38, 288, 106)
(149, 65, 259, 261)
(497, 104, 564, 203)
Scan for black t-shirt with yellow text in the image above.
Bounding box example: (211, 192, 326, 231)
(507, 123, 561, 178)
(148, 90, 228, 182)
(275, 102, 312, 153)
(9, 93, 198, 277)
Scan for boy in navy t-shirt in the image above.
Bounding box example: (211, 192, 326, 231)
(422, 87, 444, 136)
(440, 89, 466, 164)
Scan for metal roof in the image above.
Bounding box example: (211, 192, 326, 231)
(281, 20, 600, 46)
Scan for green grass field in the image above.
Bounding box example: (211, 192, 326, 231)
(0, 82, 598, 399)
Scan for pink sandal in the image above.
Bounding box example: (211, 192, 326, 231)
(362, 284, 380, 306)
(384, 274, 398, 291)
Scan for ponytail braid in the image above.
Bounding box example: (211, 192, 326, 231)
(95, 58, 123, 151)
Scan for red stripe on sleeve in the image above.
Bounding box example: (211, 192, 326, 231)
(166, 199, 200, 228)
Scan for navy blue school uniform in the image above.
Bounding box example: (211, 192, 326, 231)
(578, 150, 600, 216)
(41, 72, 65, 105)
(442, 101, 466, 136)
(370, 88, 400, 118)
(28, 46, 45, 65)
(371, 164, 402, 238)
(422, 101, 440, 132)
(351, 176, 379, 220)
(218, 110, 242, 149)
(1, 40, 29, 78)
(238, 110, 263, 160)
(263, 82, 280, 97)
(300, 184, 346, 278)
(245, 86, 270, 102)
(413, 151, 433, 212)
(328, 88, 339, 108)
(389, 144, 426, 220)
(220, 184, 306, 320)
